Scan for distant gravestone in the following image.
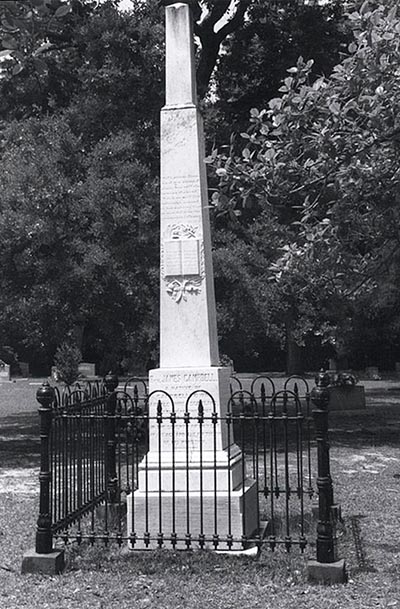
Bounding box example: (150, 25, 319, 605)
(78, 362, 96, 377)
(51, 366, 59, 382)
(328, 358, 337, 372)
(19, 362, 30, 377)
(328, 385, 366, 410)
(0, 360, 11, 381)
(365, 366, 380, 380)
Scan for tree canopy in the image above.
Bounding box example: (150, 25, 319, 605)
(212, 0, 400, 370)
(1, 0, 395, 374)
(0, 0, 163, 373)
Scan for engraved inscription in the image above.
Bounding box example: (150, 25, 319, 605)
(182, 240, 200, 275)
(164, 240, 182, 276)
(161, 175, 201, 221)
(148, 373, 230, 454)
(164, 239, 200, 276)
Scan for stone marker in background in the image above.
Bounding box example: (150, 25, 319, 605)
(365, 365, 380, 380)
(127, 0, 257, 549)
(78, 362, 96, 378)
(19, 362, 30, 377)
(0, 360, 11, 381)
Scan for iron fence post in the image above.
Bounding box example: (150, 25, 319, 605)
(35, 382, 55, 554)
(307, 370, 346, 584)
(104, 372, 119, 503)
(311, 370, 335, 563)
(21, 381, 65, 574)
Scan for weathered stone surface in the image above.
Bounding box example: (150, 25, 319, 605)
(159, 108, 219, 367)
(164, 1, 196, 108)
(148, 366, 232, 453)
(159, 3, 218, 369)
(128, 479, 258, 551)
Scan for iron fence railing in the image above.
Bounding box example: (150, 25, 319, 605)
(30, 372, 339, 564)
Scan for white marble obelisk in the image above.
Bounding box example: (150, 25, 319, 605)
(127, 1, 257, 549)
(160, 0, 218, 368)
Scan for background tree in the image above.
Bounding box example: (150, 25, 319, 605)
(212, 0, 400, 372)
(0, 0, 164, 373)
(0, 0, 76, 76)
(204, 0, 351, 147)
(0, 117, 159, 374)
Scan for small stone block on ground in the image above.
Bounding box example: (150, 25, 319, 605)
(21, 549, 65, 575)
(307, 559, 347, 585)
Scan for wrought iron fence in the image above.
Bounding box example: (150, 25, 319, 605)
(31, 372, 338, 563)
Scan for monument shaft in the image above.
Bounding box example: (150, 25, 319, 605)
(160, 1, 218, 368)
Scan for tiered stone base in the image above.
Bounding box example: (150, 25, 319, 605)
(128, 365, 259, 550)
(127, 477, 258, 550)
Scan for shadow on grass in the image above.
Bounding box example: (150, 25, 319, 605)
(0, 412, 40, 468)
(329, 403, 400, 448)
(66, 539, 308, 582)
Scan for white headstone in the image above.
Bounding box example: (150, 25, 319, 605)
(127, 1, 257, 550)
(78, 362, 96, 377)
(0, 360, 11, 381)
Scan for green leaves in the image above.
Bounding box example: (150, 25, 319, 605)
(2, 35, 18, 49)
(0, 1, 73, 76)
(211, 0, 400, 359)
(54, 3, 72, 19)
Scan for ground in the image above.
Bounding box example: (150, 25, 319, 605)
(1, 377, 400, 608)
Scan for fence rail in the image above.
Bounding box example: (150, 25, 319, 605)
(31, 372, 338, 561)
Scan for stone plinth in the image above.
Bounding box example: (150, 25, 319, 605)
(147, 366, 232, 452)
(128, 480, 258, 550)
(127, 366, 258, 549)
(137, 445, 244, 492)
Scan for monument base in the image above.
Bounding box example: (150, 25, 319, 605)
(137, 444, 244, 491)
(131, 365, 258, 550)
(127, 478, 258, 550)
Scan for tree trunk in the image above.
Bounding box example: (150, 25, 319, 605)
(71, 323, 85, 353)
(285, 318, 304, 375)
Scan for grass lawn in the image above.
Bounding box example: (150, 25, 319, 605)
(0, 380, 42, 417)
(1, 388, 400, 607)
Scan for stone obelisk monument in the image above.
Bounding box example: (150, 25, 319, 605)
(127, 0, 257, 549)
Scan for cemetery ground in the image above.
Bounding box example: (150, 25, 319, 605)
(1, 381, 400, 607)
